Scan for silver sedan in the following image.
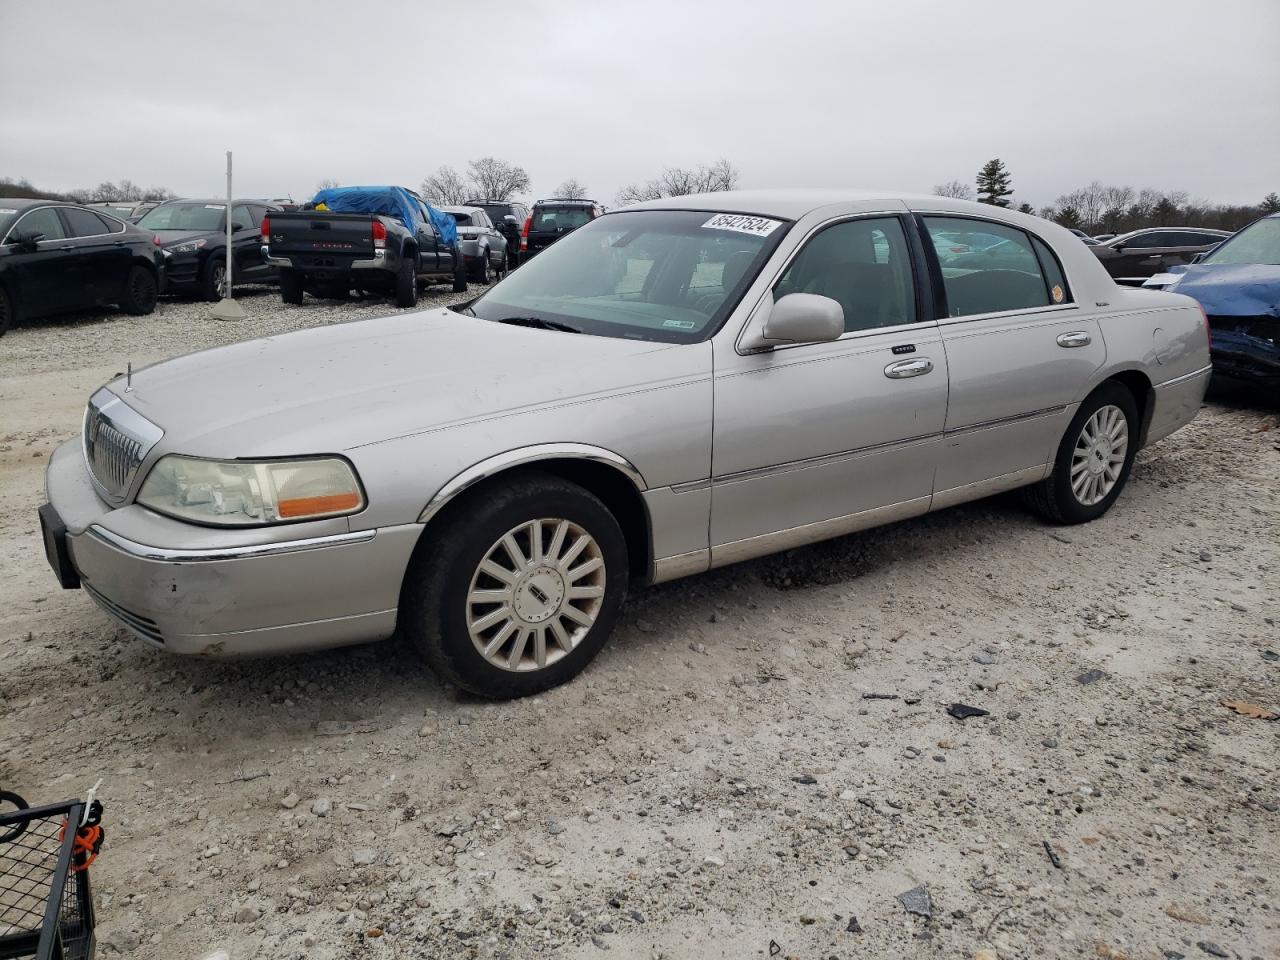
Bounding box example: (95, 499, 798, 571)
(40, 190, 1211, 698)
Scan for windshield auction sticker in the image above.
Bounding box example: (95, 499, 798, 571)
(701, 213, 782, 237)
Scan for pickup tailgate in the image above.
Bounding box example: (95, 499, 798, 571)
(265, 211, 381, 265)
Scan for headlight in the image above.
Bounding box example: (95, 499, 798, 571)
(166, 239, 207, 256)
(137, 455, 365, 526)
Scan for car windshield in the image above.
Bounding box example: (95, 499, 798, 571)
(449, 212, 474, 227)
(1202, 218, 1280, 266)
(534, 206, 592, 230)
(465, 209, 789, 343)
(137, 202, 225, 232)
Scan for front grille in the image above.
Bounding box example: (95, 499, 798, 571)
(83, 388, 163, 502)
(83, 582, 165, 645)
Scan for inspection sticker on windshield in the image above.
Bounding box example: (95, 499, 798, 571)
(0, 208, 16, 215)
(701, 213, 782, 237)
(663, 319, 697, 330)
(204, 204, 225, 209)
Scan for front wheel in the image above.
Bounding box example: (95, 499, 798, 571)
(471, 250, 491, 285)
(201, 256, 228, 302)
(1025, 382, 1139, 524)
(401, 473, 628, 699)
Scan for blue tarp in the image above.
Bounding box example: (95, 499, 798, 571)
(309, 186, 457, 247)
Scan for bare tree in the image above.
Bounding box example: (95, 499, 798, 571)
(467, 157, 531, 201)
(315, 178, 341, 192)
(553, 178, 588, 200)
(419, 165, 469, 205)
(933, 179, 974, 201)
(143, 186, 177, 201)
(616, 159, 739, 205)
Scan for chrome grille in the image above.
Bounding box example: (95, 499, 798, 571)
(83, 388, 164, 502)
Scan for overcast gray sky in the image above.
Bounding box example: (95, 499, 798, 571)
(2, 0, 1277, 208)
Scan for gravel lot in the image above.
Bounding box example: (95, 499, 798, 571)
(1, 290, 1277, 960)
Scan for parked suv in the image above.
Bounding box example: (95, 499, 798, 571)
(464, 199, 528, 271)
(522, 199, 603, 259)
(137, 199, 282, 300)
(439, 206, 509, 284)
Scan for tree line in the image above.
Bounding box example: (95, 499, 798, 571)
(935, 159, 1278, 235)
(0, 176, 177, 204)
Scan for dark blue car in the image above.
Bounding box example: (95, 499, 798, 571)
(1144, 213, 1280, 388)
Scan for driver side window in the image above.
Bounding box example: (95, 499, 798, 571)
(774, 217, 918, 332)
(230, 205, 254, 231)
(8, 207, 67, 243)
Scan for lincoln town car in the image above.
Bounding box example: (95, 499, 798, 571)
(40, 190, 1211, 698)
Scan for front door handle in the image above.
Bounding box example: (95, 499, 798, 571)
(884, 357, 933, 379)
(1056, 331, 1092, 348)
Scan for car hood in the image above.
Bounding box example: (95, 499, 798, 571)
(1170, 263, 1280, 317)
(110, 308, 696, 459)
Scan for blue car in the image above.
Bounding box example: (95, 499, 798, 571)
(1144, 213, 1280, 388)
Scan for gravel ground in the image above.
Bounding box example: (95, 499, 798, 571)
(1, 292, 1277, 960)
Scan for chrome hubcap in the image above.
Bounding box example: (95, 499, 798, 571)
(467, 518, 605, 672)
(212, 265, 227, 298)
(1070, 404, 1128, 506)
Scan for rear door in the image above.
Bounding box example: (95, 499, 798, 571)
(416, 201, 444, 272)
(229, 204, 264, 282)
(62, 206, 131, 304)
(920, 215, 1106, 502)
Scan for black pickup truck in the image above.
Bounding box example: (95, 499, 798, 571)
(262, 186, 467, 307)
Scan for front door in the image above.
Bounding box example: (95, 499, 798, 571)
(710, 214, 947, 564)
(4, 206, 78, 317)
(919, 215, 1106, 502)
(60, 206, 130, 304)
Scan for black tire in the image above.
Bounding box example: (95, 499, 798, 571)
(1024, 381, 1140, 524)
(452, 248, 468, 293)
(471, 249, 491, 285)
(279, 268, 304, 305)
(0, 285, 14, 337)
(494, 250, 507, 280)
(119, 265, 158, 315)
(395, 253, 418, 308)
(401, 472, 629, 699)
(201, 256, 228, 302)
(506, 247, 519, 273)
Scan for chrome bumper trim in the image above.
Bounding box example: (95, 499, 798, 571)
(262, 248, 293, 267)
(1155, 364, 1213, 389)
(86, 526, 375, 563)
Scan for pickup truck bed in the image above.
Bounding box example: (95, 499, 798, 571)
(263, 208, 466, 307)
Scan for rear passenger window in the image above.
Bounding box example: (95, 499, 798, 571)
(63, 207, 110, 238)
(774, 217, 917, 332)
(924, 217, 1050, 317)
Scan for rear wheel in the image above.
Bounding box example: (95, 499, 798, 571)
(201, 256, 228, 302)
(279, 267, 304, 304)
(401, 473, 628, 699)
(394, 254, 418, 308)
(506, 247, 519, 273)
(452, 248, 468, 293)
(1025, 382, 1139, 524)
(120, 265, 158, 315)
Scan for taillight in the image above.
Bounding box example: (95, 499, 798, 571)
(260, 215, 271, 240)
(372, 219, 387, 250)
(152, 235, 161, 247)
(520, 215, 531, 251)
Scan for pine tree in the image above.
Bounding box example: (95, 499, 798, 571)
(1263, 192, 1280, 213)
(976, 159, 1013, 207)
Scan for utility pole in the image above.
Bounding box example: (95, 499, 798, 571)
(210, 150, 247, 320)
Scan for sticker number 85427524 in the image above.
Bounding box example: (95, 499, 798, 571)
(701, 213, 782, 238)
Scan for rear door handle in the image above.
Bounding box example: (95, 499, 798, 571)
(1056, 331, 1092, 348)
(884, 358, 934, 379)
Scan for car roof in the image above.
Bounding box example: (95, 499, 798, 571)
(535, 198, 598, 206)
(0, 197, 65, 211)
(438, 205, 482, 215)
(622, 188, 968, 219)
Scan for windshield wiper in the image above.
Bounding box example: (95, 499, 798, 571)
(495, 315, 581, 334)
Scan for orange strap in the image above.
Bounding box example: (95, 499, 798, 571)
(58, 821, 105, 872)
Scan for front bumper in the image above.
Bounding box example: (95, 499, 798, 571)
(42, 440, 420, 656)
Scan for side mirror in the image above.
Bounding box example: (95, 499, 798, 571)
(17, 232, 45, 252)
(755, 293, 844, 348)
(1111, 241, 1126, 252)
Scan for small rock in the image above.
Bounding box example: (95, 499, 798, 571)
(791, 774, 817, 785)
(975, 951, 999, 960)
(279, 793, 300, 810)
(703, 855, 725, 868)
(973, 652, 996, 665)
(845, 916, 862, 933)
(415, 892, 431, 908)
(897, 884, 932, 918)
(1196, 943, 1229, 958)
(547, 820, 565, 835)
(1042, 738, 1059, 748)
(233, 904, 261, 924)
(247, 879, 260, 893)
(418, 723, 435, 737)
(311, 798, 332, 817)
(503, 809, 523, 822)
(351, 848, 378, 866)
(366, 927, 383, 938)
(1076, 669, 1107, 685)
(1261, 650, 1278, 662)
(1006, 710, 1022, 721)
(1198, 551, 1212, 562)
